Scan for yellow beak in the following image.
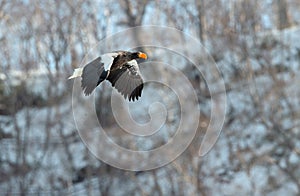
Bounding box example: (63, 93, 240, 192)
(138, 52, 147, 59)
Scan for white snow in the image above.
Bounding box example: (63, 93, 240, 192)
(1, 11, 300, 195)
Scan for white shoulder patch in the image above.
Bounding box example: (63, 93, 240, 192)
(101, 53, 118, 71)
(127, 60, 136, 63)
(126, 60, 140, 75)
(127, 60, 138, 67)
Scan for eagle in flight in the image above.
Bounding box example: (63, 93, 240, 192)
(68, 51, 147, 101)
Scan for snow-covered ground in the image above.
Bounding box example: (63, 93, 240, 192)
(1, 22, 300, 195)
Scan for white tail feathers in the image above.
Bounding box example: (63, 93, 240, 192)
(68, 68, 83, 79)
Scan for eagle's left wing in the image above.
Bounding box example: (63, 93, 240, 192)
(81, 53, 118, 96)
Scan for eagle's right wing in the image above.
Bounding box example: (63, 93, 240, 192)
(107, 60, 144, 101)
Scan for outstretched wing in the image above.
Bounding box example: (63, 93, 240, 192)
(107, 60, 144, 101)
(81, 57, 104, 96)
(81, 53, 118, 96)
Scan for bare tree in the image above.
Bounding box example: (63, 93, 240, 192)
(276, 0, 291, 29)
(1, 0, 300, 195)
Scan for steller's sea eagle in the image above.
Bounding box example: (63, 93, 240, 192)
(68, 51, 147, 101)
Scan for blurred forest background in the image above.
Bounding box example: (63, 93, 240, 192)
(1, 0, 300, 195)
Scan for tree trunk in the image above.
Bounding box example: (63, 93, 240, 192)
(277, 0, 290, 29)
(196, 0, 205, 42)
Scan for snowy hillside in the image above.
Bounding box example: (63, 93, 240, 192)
(1, 26, 299, 195)
(1, 0, 300, 195)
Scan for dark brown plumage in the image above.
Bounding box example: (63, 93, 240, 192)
(68, 51, 147, 101)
